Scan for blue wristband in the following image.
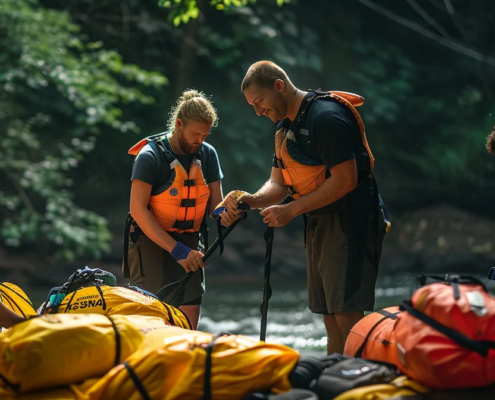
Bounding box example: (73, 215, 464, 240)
(171, 242, 192, 262)
(212, 206, 226, 220)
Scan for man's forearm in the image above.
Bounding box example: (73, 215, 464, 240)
(242, 180, 287, 209)
(132, 209, 177, 252)
(290, 177, 355, 217)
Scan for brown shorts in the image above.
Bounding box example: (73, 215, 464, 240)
(306, 208, 385, 314)
(124, 230, 205, 305)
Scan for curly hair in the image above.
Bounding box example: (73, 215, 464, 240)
(167, 89, 218, 131)
(487, 126, 495, 155)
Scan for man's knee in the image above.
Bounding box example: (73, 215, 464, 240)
(335, 311, 364, 332)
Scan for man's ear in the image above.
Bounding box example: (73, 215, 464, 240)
(274, 79, 285, 92)
(175, 118, 184, 131)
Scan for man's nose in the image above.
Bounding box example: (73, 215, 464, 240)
(254, 104, 264, 116)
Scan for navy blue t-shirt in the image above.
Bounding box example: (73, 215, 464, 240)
(276, 93, 374, 214)
(131, 135, 223, 196)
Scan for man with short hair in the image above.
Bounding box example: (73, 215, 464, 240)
(234, 61, 387, 354)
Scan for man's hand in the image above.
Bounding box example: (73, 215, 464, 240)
(214, 191, 250, 227)
(259, 203, 295, 227)
(177, 250, 205, 273)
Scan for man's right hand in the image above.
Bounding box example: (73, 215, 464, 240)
(177, 250, 205, 273)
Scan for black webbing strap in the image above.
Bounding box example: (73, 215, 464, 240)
(172, 220, 194, 231)
(401, 301, 495, 357)
(95, 285, 107, 311)
(122, 213, 133, 279)
(180, 199, 196, 207)
(354, 309, 400, 358)
(0, 372, 20, 393)
(260, 226, 274, 342)
(411, 274, 488, 299)
(106, 315, 121, 366)
(216, 218, 224, 256)
(123, 361, 151, 400)
(203, 333, 231, 400)
(62, 290, 78, 313)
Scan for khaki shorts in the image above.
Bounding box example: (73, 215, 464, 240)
(306, 208, 385, 314)
(124, 230, 205, 305)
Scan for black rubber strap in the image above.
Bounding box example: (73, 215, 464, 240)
(63, 290, 78, 313)
(1, 293, 25, 318)
(401, 301, 495, 357)
(204, 333, 230, 400)
(216, 218, 224, 256)
(172, 220, 194, 230)
(122, 213, 133, 279)
(0, 372, 20, 393)
(95, 285, 107, 311)
(180, 199, 196, 207)
(106, 315, 121, 366)
(123, 361, 151, 400)
(354, 309, 399, 358)
(260, 226, 274, 342)
(0, 282, 35, 309)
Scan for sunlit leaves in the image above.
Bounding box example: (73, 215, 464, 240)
(0, 0, 167, 260)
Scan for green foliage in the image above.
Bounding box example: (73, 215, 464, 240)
(159, 0, 285, 26)
(0, 0, 167, 260)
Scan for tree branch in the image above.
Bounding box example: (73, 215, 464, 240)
(406, 0, 451, 38)
(357, 0, 495, 67)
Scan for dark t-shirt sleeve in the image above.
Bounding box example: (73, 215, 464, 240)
(313, 111, 356, 170)
(202, 143, 223, 183)
(131, 144, 160, 185)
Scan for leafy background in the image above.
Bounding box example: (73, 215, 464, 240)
(1, 0, 494, 295)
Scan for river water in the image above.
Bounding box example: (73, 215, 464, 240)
(198, 272, 495, 355)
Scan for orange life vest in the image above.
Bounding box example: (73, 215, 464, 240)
(274, 91, 374, 199)
(344, 306, 400, 366)
(129, 133, 210, 233)
(395, 275, 495, 389)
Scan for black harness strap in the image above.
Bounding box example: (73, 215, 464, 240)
(95, 285, 107, 311)
(123, 361, 151, 400)
(122, 213, 133, 279)
(401, 301, 495, 357)
(203, 333, 231, 400)
(354, 309, 400, 358)
(106, 315, 121, 366)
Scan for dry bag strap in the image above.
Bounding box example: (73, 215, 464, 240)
(123, 213, 133, 279)
(260, 226, 274, 342)
(123, 361, 151, 400)
(354, 309, 399, 358)
(106, 315, 121, 366)
(412, 274, 488, 300)
(0, 372, 20, 393)
(95, 285, 107, 311)
(204, 333, 231, 400)
(401, 301, 495, 357)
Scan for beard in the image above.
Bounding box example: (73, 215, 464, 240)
(177, 130, 201, 154)
(268, 92, 288, 122)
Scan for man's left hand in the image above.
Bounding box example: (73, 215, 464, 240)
(259, 204, 295, 227)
